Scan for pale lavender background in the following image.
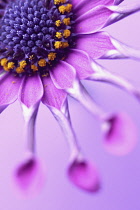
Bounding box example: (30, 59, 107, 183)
(0, 1, 140, 210)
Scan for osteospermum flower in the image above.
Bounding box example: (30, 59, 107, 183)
(0, 0, 140, 195)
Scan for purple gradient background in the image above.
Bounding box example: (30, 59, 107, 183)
(0, 1, 140, 209)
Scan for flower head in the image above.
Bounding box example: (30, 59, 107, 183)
(0, 0, 140, 194)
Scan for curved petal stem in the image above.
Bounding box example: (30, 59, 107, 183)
(21, 103, 39, 154)
(87, 60, 140, 101)
(109, 37, 140, 61)
(48, 100, 82, 160)
(97, 33, 140, 60)
(66, 79, 105, 120)
(106, 3, 140, 26)
(66, 79, 137, 155)
(18, 74, 43, 153)
(14, 103, 44, 195)
(48, 101, 100, 192)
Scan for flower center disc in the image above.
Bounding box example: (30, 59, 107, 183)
(0, 0, 74, 76)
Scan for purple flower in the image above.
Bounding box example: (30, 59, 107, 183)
(0, 0, 140, 194)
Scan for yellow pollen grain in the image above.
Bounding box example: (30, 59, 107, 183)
(42, 73, 49, 77)
(48, 52, 57, 61)
(63, 29, 71, 38)
(54, 41, 63, 49)
(54, 0, 66, 4)
(58, 5, 66, 14)
(7, 62, 15, 70)
(12, 81, 16, 84)
(62, 42, 69, 48)
(19, 60, 27, 68)
(54, 0, 61, 4)
(38, 59, 47, 67)
(63, 18, 70, 25)
(3, 65, 9, 71)
(16, 67, 25, 74)
(55, 20, 62, 27)
(56, 32, 63, 39)
(65, 4, 72, 13)
(31, 65, 38, 72)
(1, 58, 8, 66)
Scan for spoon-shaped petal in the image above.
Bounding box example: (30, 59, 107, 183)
(103, 112, 137, 155)
(68, 159, 100, 192)
(14, 155, 45, 196)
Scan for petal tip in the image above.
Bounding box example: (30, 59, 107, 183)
(68, 159, 100, 193)
(14, 155, 45, 197)
(103, 112, 137, 156)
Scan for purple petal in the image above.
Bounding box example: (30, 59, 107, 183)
(76, 32, 115, 59)
(65, 49, 93, 80)
(67, 80, 105, 119)
(50, 61, 76, 89)
(103, 112, 137, 156)
(71, 0, 81, 8)
(0, 68, 6, 74)
(68, 159, 100, 192)
(96, 34, 140, 60)
(21, 104, 39, 154)
(0, 73, 23, 112)
(42, 76, 67, 110)
(19, 74, 44, 108)
(48, 99, 82, 159)
(74, 0, 114, 16)
(75, 6, 113, 34)
(87, 60, 140, 100)
(14, 155, 45, 196)
(105, 3, 140, 27)
(114, 0, 124, 5)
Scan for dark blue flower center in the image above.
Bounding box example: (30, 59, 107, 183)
(0, 0, 75, 76)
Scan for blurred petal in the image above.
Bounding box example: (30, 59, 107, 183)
(68, 159, 100, 192)
(102, 113, 137, 156)
(48, 99, 100, 193)
(50, 61, 76, 89)
(14, 155, 45, 196)
(19, 74, 43, 108)
(75, 6, 113, 34)
(42, 76, 67, 110)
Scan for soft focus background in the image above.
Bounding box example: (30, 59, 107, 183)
(0, 0, 140, 210)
